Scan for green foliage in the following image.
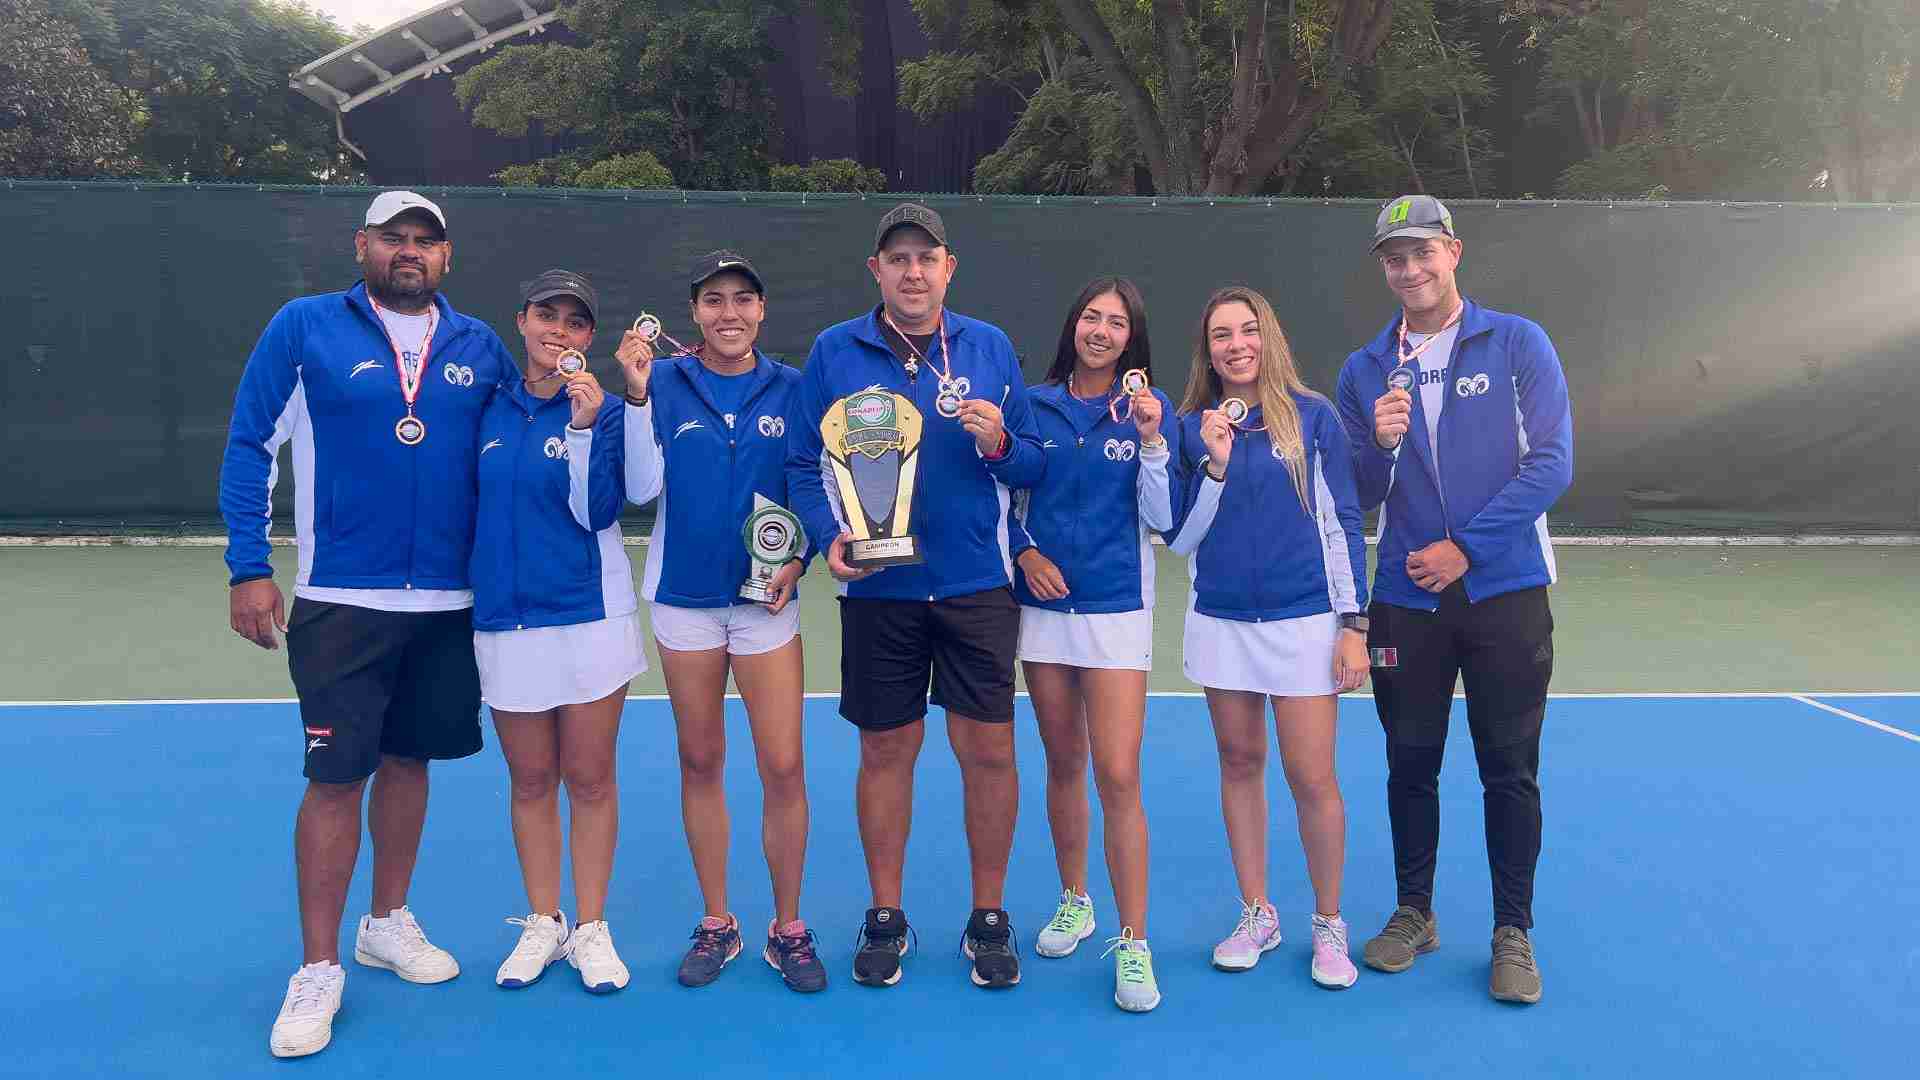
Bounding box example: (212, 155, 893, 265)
(0, 0, 143, 177)
(576, 151, 677, 189)
(769, 158, 887, 192)
(456, 0, 787, 191)
(973, 58, 1138, 194)
(46, 0, 357, 182)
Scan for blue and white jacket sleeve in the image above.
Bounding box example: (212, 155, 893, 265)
(1336, 355, 1397, 512)
(1135, 389, 1178, 534)
(1310, 406, 1370, 614)
(1006, 489, 1037, 558)
(980, 345, 1044, 487)
(218, 304, 304, 586)
(621, 397, 664, 506)
(784, 342, 846, 557)
(1166, 415, 1226, 557)
(1454, 322, 1574, 566)
(566, 399, 627, 532)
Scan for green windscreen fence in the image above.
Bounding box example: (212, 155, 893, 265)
(2, 182, 1917, 534)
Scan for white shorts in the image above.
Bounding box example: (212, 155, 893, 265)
(650, 601, 799, 656)
(475, 611, 648, 713)
(1015, 606, 1153, 671)
(1182, 606, 1339, 697)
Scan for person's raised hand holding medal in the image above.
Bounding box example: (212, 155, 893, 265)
(615, 320, 656, 406)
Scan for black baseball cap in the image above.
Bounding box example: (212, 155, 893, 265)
(687, 251, 765, 298)
(520, 269, 598, 324)
(873, 203, 950, 252)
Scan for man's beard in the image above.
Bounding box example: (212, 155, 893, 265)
(368, 262, 437, 311)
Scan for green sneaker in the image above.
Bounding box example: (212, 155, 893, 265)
(1104, 930, 1161, 1013)
(1034, 889, 1095, 958)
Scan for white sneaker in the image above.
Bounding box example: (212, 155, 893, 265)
(354, 906, 460, 984)
(496, 912, 571, 988)
(268, 962, 344, 1058)
(567, 920, 630, 993)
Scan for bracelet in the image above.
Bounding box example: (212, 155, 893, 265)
(623, 392, 649, 407)
(1140, 435, 1168, 451)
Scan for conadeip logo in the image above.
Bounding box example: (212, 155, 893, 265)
(849, 394, 893, 426)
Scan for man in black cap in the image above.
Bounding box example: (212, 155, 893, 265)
(786, 203, 1045, 990)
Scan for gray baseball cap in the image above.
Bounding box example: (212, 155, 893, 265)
(520, 269, 598, 324)
(1372, 195, 1456, 250)
(873, 202, 950, 252)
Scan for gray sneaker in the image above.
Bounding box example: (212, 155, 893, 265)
(1490, 926, 1542, 1004)
(1362, 905, 1439, 973)
(1034, 889, 1095, 958)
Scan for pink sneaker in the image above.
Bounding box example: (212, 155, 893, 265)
(1311, 913, 1358, 989)
(1211, 900, 1282, 971)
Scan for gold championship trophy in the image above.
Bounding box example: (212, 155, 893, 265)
(821, 386, 925, 567)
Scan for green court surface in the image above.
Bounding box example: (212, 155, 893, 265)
(1, 544, 1913, 701)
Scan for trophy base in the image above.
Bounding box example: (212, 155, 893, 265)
(847, 536, 923, 568)
(738, 579, 780, 604)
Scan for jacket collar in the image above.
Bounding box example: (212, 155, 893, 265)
(663, 348, 778, 419)
(346, 280, 465, 348)
(850, 305, 977, 354)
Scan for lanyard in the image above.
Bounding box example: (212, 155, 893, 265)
(881, 308, 953, 386)
(1395, 302, 1463, 369)
(367, 292, 437, 416)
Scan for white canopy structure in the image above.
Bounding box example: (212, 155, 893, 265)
(289, 0, 563, 159)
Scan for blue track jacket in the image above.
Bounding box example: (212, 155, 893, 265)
(624, 351, 814, 608)
(1165, 396, 1369, 622)
(219, 283, 513, 589)
(1334, 299, 1574, 611)
(468, 382, 634, 632)
(1009, 384, 1179, 614)
(785, 308, 1044, 601)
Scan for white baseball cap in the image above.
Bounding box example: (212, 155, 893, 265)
(363, 190, 446, 234)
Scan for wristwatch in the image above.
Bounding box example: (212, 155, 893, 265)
(1338, 613, 1369, 634)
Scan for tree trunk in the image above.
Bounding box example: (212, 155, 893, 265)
(1151, 0, 1206, 193)
(1204, 0, 1269, 193)
(1050, 0, 1177, 193)
(1220, 0, 1393, 194)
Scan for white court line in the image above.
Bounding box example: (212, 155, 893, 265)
(5, 690, 1917, 708)
(1788, 694, 1920, 744)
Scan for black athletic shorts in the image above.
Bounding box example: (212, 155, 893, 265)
(838, 587, 1020, 730)
(286, 599, 484, 783)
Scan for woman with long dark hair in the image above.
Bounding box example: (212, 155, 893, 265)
(1010, 277, 1176, 1012)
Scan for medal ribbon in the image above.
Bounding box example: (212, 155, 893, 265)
(1394, 301, 1463, 370)
(367, 291, 438, 417)
(881, 308, 954, 391)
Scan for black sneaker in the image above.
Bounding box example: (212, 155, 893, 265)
(764, 919, 828, 993)
(852, 907, 912, 987)
(677, 915, 741, 987)
(961, 908, 1021, 988)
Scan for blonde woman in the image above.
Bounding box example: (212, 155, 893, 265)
(1164, 286, 1369, 989)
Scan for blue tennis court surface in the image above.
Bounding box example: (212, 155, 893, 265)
(1, 694, 1913, 1078)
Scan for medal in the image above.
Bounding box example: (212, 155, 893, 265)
(1386, 366, 1416, 393)
(1120, 368, 1149, 396)
(367, 292, 438, 446)
(394, 415, 426, 445)
(1221, 397, 1250, 426)
(555, 348, 587, 378)
(633, 312, 695, 356)
(935, 391, 963, 418)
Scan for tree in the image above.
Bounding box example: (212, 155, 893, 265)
(455, 0, 786, 191)
(0, 0, 142, 178)
(1516, 0, 1919, 201)
(770, 158, 888, 192)
(899, 0, 1398, 196)
(47, 0, 357, 182)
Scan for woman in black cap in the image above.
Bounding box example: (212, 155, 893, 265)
(471, 270, 645, 995)
(613, 252, 826, 993)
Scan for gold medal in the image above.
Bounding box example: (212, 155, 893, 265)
(1221, 397, 1250, 426)
(395, 415, 426, 445)
(1120, 368, 1149, 396)
(556, 348, 588, 378)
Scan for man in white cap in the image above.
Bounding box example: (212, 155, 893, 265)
(219, 192, 514, 1056)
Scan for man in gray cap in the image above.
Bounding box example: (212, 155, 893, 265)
(1334, 195, 1574, 1005)
(221, 191, 515, 1056)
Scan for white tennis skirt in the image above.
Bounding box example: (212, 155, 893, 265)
(1016, 606, 1153, 671)
(475, 611, 649, 713)
(1182, 606, 1338, 697)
